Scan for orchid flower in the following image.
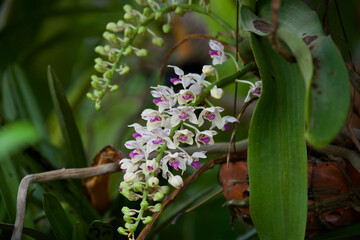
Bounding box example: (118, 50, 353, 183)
(198, 107, 224, 129)
(167, 106, 198, 127)
(236, 80, 262, 102)
(209, 40, 228, 65)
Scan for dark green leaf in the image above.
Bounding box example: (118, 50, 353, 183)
(87, 220, 113, 240)
(0, 222, 50, 240)
(43, 192, 73, 240)
(47, 66, 87, 168)
(248, 35, 307, 240)
(1, 71, 17, 121)
(72, 221, 88, 240)
(312, 223, 360, 240)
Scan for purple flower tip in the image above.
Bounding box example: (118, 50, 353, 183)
(150, 116, 161, 122)
(191, 161, 201, 169)
(153, 98, 164, 104)
(121, 169, 126, 172)
(199, 137, 211, 144)
(224, 124, 229, 131)
(147, 166, 154, 171)
(170, 161, 180, 171)
(133, 133, 142, 138)
(209, 50, 219, 56)
(170, 78, 181, 83)
(179, 112, 188, 120)
(179, 184, 183, 188)
(129, 151, 139, 158)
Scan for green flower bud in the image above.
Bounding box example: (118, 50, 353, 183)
(86, 92, 95, 100)
(138, 26, 146, 34)
(119, 65, 130, 75)
(94, 64, 105, 73)
(121, 206, 131, 215)
(153, 192, 164, 201)
(95, 101, 101, 110)
(123, 4, 132, 12)
(120, 181, 131, 190)
(135, 48, 148, 57)
(104, 45, 111, 52)
(175, 6, 185, 16)
(125, 223, 136, 233)
(117, 20, 125, 27)
(162, 24, 171, 33)
(95, 46, 106, 55)
(123, 46, 133, 56)
(120, 188, 131, 199)
(94, 57, 103, 65)
(152, 203, 163, 212)
(152, 37, 164, 47)
(143, 7, 151, 17)
(91, 80, 99, 89)
(91, 74, 99, 82)
(147, 176, 159, 187)
(117, 227, 127, 235)
(110, 84, 119, 92)
(133, 182, 143, 192)
(140, 200, 149, 210)
(106, 22, 118, 32)
(108, 52, 117, 62)
(124, 28, 133, 38)
(103, 31, 120, 44)
(103, 70, 113, 80)
(124, 12, 134, 21)
(159, 185, 170, 194)
(123, 214, 132, 223)
(142, 216, 153, 224)
(154, 11, 163, 20)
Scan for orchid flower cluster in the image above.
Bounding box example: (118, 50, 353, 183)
(87, 0, 210, 110)
(117, 40, 249, 239)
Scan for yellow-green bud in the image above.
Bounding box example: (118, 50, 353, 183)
(202, 65, 216, 76)
(123, 46, 133, 56)
(94, 57, 103, 65)
(123, 4, 132, 12)
(162, 24, 171, 33)
(95, 101, 101, 110)
(104, 45, 111, 52)
(147, 176, 159, 187)
(119, 65, 130, 75)
(138, 26, 146, 34)
(91, 80, 99, 89)
(154, 11, 163, 20)
(142, 216, 153, 224)
(140, 200, 149, 210)
(175, 6, 185, 16)
(91, 74, 99, 82)
(95, 46, 106, 55)
(120, 181, 131, 190)
(120, 188, 131, 199)
(153, 192, 164, 201)
(106, 22, 118, 32)
(123, 214, 132, 223)
(121, 206, 131, 215)
(110, 84, 119, 92)
(152, 203, 162, 212)
(125, 223, 136, 233)
(117, 227, 127, 235)
(104, 70, 113, 80)
(133, 182, 143, 192)
(103, 31, 120, 44)
(124, 28, 133, 38)
(117, 20, 125, 27)
(159, 185, 170, 194)
(86, 92, 95, 100)
(135, 48, 148, 57)
(152, 37, 164, 47)
(108, 52, 117, 62)
(94, 64, 105, 73)
(124, 12, 134, 21)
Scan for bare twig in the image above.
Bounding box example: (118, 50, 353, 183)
(158, 34, 238, 84)
(137, 141, 249, 240)
(11, 163, 120, 240)
(227, 97, 258, 166)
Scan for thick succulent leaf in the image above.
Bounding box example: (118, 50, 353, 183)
(47, 66, 87, 168)
(87, 220, 113, 240)
(43, 192, 73, 240)
(248, 35, 307, 240)
(241, 0, 350, 147)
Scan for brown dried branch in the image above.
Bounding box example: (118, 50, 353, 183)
(11, 163, 121, 240)
(137, 140, 248, 240)
(227, 97, 258, 166)
(158, 34, 238, 84)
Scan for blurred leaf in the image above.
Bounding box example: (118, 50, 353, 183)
(0, 121, 40, 159)
(47, 66, 87, 168)
(87, 220, 113, 240)
(83, 145, 124, 214)
(242, 0, 350, 147)
(72, 221, 88, 240)
(311, 223, 360, 240)
(1, 71, 17, 121)
(247, 35, 307, 240)
(43, 192, 73, 240)
(0, 157, 19, 222)
(0, 222, 50, 240)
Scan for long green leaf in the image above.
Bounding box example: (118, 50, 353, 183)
(47, 66, 87, 168)
(241, 0, 350, 147)
(72, 221, 88, 240)
(43, 192, 73, 240)
(87, 220, 113, 240)
(248, 35, 307, 240)
(0, 222, 50, 240)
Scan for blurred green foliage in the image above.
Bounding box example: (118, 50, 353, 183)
(0, 0, 360, 239)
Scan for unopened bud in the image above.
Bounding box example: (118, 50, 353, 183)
(124, 28, 133, 38)
(143, 7, 151, 17)
(135, 48, 148, 57)
(153, 192, 164, 201)
(152, 37, 164, 47)
(147, 177, 159, 187)
(175, 6, 185, 16)
(117, 20, 125, 27)
(120, 181, 131, 190)
(210, 86, 224, 99)
(94, 64, 105, 73)
(91, 74, 99, 82)
(124, 12, 134, 21)
(110, 84, 119, 92)
(133, 182, 143, 192)
(95, 101, 101, 110)
(124, 172, 137, 183)
(162, 24, 171, 33)
(95, 46, 106, 55)
(142, 216, 153, 224)
(140, 200, 149, 210)
(104, 70, 113, 80)
(138, 26, 146, 34)
(154, 11, 163, 20)
(117, 227, 127, 235)
(123, 214, 132, 223)
(120, 188, 131, 199)
(86, 92, 95, 100)
(91, 80, 99, 89)
(108, 52, 117, 62)
(94, 57, 103, 65)
(119, 65, 130, 75)
(123, 46, 133, 56)
(125, 223, 136, 232)
(122, 206, 131, 215)
(168, 175, 183, 189)
(103, 31, 120, 44)
(159, 185, 170, 194)
(202, 65, 215, 76)
(123, 4, 132, 12)
(106, 22, 118, 32)
(152, 203, 162, 212)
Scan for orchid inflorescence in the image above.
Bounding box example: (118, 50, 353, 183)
(116, 40, 260, 239)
